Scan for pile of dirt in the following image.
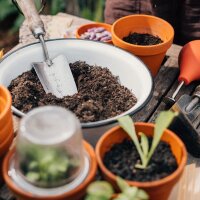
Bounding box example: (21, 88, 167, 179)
(9, 61, 137, 122)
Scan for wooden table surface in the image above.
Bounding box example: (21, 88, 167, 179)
(1, 13, 200, 200)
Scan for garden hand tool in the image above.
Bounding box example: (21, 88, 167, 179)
(163, 40, 200, 107)
(14, 0, 77, 98)
(169, 84, 200, 157)
(185, 85, 200, 113)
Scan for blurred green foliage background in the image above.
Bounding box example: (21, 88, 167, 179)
(0, 0, 105, 33)
(0, 0, 105, 51)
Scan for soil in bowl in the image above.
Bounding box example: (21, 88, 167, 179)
(123, 32, 163, 46)
(8, 61, 137, 123)
(103, 138, 178, 182)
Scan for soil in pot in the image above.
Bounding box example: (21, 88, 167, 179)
(8, 61, 137, 122)
(103, 138, 178, 182)
(123, 33, 163, 46)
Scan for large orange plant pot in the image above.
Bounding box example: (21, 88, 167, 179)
(0, 85, 14, 184)
(3, 141, 97, 200)
(96, 122, 187, 200)
(111, 15, 174, 76)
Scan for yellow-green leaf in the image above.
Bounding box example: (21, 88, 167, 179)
(140, 132, 149, 157)
(117, 116, 145, 166)
(147, 111, 177, 165)
(87, 181, 114, 199)
(116, 176, 129, 192)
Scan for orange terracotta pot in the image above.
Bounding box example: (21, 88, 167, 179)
(0, 85, 14, 184)
(96, 122, 187, 200)
(0, 117, 13, 144)
(0, 131, 13, 185)
(0, 85, 12, 131)
(111, 14, 174, 76)
(3, 141, 97, 200)
(0, 158, 3, 185)
(76, 22, 112, 44)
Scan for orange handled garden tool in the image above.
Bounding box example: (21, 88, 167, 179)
(164, 40, 200, 106)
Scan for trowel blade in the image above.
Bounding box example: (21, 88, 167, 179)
(32, 55, 77, 98)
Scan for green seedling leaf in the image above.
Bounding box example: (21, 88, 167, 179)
(56, 158, 69, 172)
(134, 164, 146, 169)
(28, 161, 38, 171)
(124, 187, 138, 198)
(115, 177, 149, 200)
(22, 145, 74, 186)
(85, 177, 149, 200)
(40, 172, 48, 181)
(118, 116, 146, 166)
(26, 172, 40, 182)
(86, 181, 114, 199)
(137, 189, 149, 200)
(146, 111, 177, 167)
(47, 160, 68, 178)
(115, 193, 129, 200)
(116, 176, 129, 192)
(140, 132, 149, 157)
(85, 195, 108, 200)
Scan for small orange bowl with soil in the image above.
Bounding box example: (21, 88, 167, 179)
(76, 22, 112, 44)
(96, 122, 187, 200)
(111, 14, 174, 76)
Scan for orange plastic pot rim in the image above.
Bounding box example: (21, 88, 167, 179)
(0, 117, 13, 144)
(0, 130, 13, 157)
(0, 85, 12, 122)
(111, 14, 174, 55)
(96, 122, 187, 188)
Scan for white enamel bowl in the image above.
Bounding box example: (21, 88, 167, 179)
(0, 39, 153, 146)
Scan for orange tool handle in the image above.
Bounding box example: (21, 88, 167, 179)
(178, 40, 200, 85)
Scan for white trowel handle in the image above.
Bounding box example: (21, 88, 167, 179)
(15, 0, 45, 38)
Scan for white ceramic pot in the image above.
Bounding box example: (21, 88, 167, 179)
(0, 39, 153, 146)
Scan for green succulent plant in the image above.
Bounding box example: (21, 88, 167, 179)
(85, 176, 149, 200)
(118, 111, 177, 169)
(18, 145, 80, 187)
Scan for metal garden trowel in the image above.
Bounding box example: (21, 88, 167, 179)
(169, 85, 200, 157)
(14, 0, 77, 98)
(163, 40, 200, 107)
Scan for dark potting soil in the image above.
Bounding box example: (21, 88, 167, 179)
(9, 61, 137, 122)
(104, 139, 178, 182)
(123, 32, 163, 46)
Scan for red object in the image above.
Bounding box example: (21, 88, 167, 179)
(179, 40, 200, 85)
